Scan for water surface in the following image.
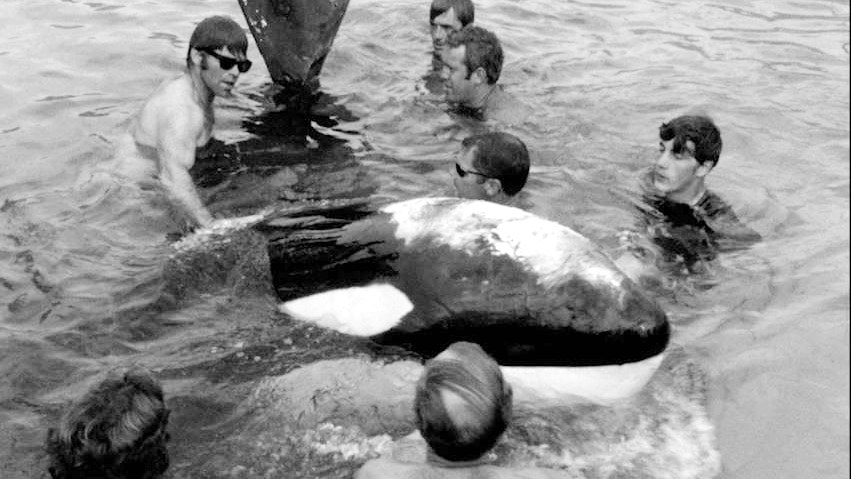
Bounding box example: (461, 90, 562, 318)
(0, 0, 848, 478)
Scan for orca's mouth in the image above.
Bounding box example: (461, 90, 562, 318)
(369, 314, 670, 367)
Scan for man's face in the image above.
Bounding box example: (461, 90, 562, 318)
(430, 7, 463, 54)
(652, 138, 707, 199)
(453, 146, 490, 200)
(200, 47, 246, 97)
(441, 45, 477, 105)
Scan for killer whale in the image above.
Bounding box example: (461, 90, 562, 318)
(265, 197, 670, 371)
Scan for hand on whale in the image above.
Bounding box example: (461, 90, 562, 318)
(172, 212, 269, 253)
(269, 197, 670, 386)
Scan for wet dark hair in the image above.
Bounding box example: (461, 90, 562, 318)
(446, 25, 503, 84)
(659, 115, 722, 167)
(46, 370, 170, 479)
(414, 342, 512, 462)
(186, 15, 248, 68)
(463, 132, 530, 196)
(429, 0, 475, 26)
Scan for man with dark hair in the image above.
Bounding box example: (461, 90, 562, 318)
(453, 132, 530, 204)
(429, 0, 475, 57)
(650, 115, 723, 205)
(355, 342, 567, 479)
(441, 26, 530, 123)
(422, 0, 475, 94)
(124, 15, 251, 227)
(45, 369, 170, 479)
(619, 114, 761, 274)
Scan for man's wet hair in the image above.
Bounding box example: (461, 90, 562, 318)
(659, 115, 723, 167)
(446, 25, 503, 84)
(45, 369, 170, 479)
(429, 0, 475, 26)
(414, 342, 513, 462)
(463, 132, 530, 196)
(186, 15, 248, 67)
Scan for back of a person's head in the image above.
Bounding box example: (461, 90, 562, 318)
(430, 0, 475, 26)
(414, 341, 512, 462)
(463, 132, 530, 196)
(186, 15, 248, 66)
(447, 25, 503, 84)
(46, 369, 170, 479)
(659, 115, 722, 167)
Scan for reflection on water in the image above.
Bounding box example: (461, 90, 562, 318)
(0, 0, 848, 478)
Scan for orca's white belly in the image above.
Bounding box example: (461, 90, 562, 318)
(503, 352, 666, 406)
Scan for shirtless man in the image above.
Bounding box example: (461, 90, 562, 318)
(129, 15, 251, 227)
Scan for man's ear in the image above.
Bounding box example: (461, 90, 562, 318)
(472, 66, 487, 84)
(695, 161, 715, 178)
(189, 48, 203, 67)
(483, 178, 502, 197)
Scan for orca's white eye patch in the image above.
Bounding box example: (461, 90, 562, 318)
(279, 283, 413, 336)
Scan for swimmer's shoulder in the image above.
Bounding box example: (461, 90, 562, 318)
(699, 190, 762, 243)
(355, 458, 431, 479)
(134, 73, 207, 144)
(137, 73, 195, 120)
(487, 88, 532, 125)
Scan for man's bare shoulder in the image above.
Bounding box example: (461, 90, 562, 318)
(355, 458, 431, 479)
(356, 458, 570, 479)
(479, 464, 572, 479)
(148, 73, 192, 101)
(486, 88, 532, 125)
(132, 73, 203, 145)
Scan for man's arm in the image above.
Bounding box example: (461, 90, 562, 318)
(156, 112, 213, 227)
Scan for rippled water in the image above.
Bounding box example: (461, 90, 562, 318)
(0, 0, 848, 478)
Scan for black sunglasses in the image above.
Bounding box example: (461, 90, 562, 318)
(455, 163, 491, 178)
(200, 49, 252, 73)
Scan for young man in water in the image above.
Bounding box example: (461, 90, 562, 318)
(128, 15, 251, 227)
(422, 0, 475, 94)
(355, 342, 567, 479)
(453, 132, 530, 205)
(45, 369, 170, 479)
(623, 115, 761, 273)
(441, 26, 530, 123)
(430, 0, 475, 58)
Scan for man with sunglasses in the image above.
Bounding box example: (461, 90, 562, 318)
(128, 15, 251, 227)
(453, 132, 529, 205)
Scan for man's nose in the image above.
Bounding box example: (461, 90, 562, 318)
(655, 151, 670, 168)
(440, 66, 449, 80)
(434, 26, 447, 41)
